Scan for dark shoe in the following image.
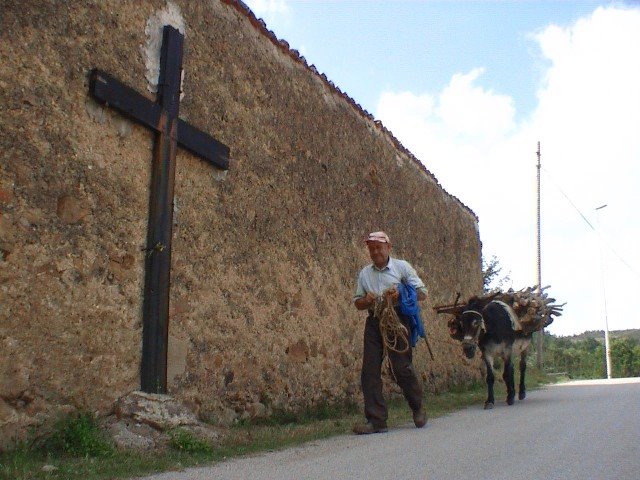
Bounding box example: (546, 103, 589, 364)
(413, 408, 427, 428)
(352, 421, 388, 435)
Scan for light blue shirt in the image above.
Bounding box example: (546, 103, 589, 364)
(353, 257, 427, 302)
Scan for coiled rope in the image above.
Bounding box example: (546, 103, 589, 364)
(373, 295, 409, 355)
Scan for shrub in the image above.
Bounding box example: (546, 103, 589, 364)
(40, 411, 113, 458)
(168, 429, 212, 454)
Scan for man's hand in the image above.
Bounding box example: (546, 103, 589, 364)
(363, 292, 376, 307)
(355, 292, 377, 310)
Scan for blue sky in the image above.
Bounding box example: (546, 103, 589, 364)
(249, 1, 603, 118)
(244, 0, 640, 337)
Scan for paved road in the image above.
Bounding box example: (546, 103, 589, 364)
(139, 378, 640, 480)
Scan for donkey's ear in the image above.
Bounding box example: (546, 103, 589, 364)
(447, 317, 464, 341)
(466, 297, 484, 311)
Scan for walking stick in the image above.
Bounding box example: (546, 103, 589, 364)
(423, 334, 435, 360)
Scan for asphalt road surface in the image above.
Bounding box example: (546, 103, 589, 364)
(139, 378, 640, 480)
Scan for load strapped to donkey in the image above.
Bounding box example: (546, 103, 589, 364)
(436, 285, 565, 339)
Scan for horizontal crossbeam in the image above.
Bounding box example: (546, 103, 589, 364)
(89, 69, 229, 170)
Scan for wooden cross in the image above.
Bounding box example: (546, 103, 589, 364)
(89, 25, 229, 394)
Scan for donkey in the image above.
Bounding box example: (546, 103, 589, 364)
(452, 297, 532, 409)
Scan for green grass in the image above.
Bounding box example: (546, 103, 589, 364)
(0, 369, 551, 480)
(39, 412, 115, 458)
(167, 429, 213, 455)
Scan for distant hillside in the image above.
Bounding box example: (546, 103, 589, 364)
(544, 329, 640, 379)
(563, 329, 640, 343)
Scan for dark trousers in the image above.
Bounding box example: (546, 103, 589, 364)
(361, 311, 423, 428)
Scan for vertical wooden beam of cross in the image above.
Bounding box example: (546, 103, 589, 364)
(89, 25, 230, 393)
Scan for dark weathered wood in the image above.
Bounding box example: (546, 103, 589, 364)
(89, 25, 230, 394)
(177, 119, 229, 169)
(89, 71, 229, 169)
(90, 70, 162, 132)
(140, 25, 183, 394)
(433, 305, 465, 315)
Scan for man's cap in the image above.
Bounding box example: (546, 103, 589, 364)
(366, 231, 390, 243)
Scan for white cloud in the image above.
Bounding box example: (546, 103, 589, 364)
(244, 0, 291, 27)
(376, 6, 640, 336)
(377, 68, 515, 147)
(528, 7, 640, 337)
(377, 68, 520, 212)
(439, 69, 516, 140)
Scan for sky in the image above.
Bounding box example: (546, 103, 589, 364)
(243, 0, 640, 337)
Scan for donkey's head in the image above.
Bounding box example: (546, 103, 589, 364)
(458, 308, 486, 358)
(455, 295, 497, 358)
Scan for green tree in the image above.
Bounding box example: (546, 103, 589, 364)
(543, 334, 605, 379)
(481, 255, 511, 293)
(543, 333, 640, 379)
(610, 337, 640, 378)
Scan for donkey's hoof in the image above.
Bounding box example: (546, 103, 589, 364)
(484, 402, 494, 410)
(507, 397, 515, 406)
(519, 392, 526, 400)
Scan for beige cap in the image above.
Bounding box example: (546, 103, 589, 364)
(366, 231, 390, 243)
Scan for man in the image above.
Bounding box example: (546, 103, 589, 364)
(352, 231, 427, 434)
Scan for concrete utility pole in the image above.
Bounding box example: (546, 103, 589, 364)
(535, 142, 543, 369)
(595, 204, 613, 379)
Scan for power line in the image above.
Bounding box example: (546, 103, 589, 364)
(541, 166, 640, 280)
(541, 167, 596, 230)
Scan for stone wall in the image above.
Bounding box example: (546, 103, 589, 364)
(0, 0, 483, 444)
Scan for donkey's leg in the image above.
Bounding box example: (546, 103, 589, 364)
(503, 355, 515, 405)
(518, 350, 527, 400)
(483, 354, 495, 409)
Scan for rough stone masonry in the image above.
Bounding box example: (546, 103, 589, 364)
(0, 0, 483, 446)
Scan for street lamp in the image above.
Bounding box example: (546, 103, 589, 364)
(595, 204, 612, 379)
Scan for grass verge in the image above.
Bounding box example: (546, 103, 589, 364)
(0, 369, 552, 480)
